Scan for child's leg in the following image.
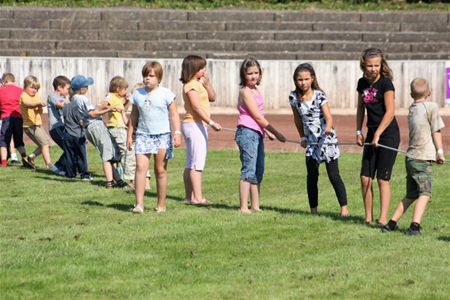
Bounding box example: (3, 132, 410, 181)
(135, 154, 150, 207)
(390, 197, 415, 222)
(377, 179, 391, 225)
(239, 180, 251, 212)
(249, 183, 260, 211)
(325, 159, 349, 216)
(153, 149, 168, 211)
(360, 175, 373, 223)
(251, 138, 265, 211)
(41, 144, 52, 168)
(183, 168, 193, 201)
(103, 162, 114, 183)
(411, 195, 430, 224)
(306, 157, 319, 213)
(190, 169, 204, 203)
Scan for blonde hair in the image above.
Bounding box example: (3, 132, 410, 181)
(359, 48, 393, 81)
(23, 75, 40, 90)
(142, 61, 163, 82)
(109, 75, 128, 93)
(410, 77, 430, 100)
(2, 72, 15, 83)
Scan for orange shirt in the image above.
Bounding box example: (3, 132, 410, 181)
(20, 92, 43, 127)
(182, 79, 210, 123)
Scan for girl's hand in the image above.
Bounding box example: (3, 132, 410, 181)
(211, 122, 221, 131)
(265, 130, 275, 140)
(202, 71, 210, 86)
(371, 133, 380, 147)
(126, 137, 133, 151)
(356, 133, 365, 146)
(173, 134, 182, 148)
(300, 140, 307, 148)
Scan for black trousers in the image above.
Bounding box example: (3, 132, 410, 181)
(63, 134, 89, 179)
(306, 156, 348, 209)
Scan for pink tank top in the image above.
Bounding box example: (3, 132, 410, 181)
(237, 87, 265, 135)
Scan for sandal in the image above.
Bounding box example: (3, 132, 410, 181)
(105, 181, 114, 189)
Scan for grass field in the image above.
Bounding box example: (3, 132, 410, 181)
(1, 146, 449, 299)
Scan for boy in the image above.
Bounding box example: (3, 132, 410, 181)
(70, 74, 127, 188)
(47, 76, 71, 173)
(20, 75, 64, 175)
(382, 78, 445, 235)
(0, 72, 33, 168)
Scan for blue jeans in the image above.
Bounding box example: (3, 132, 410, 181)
(235, 126, 264, 184)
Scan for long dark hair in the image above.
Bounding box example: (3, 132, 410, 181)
(239, 57, 262, 87)
(292, 63, 322, 96)
(180, 55, 207, 84)
(359, 48, 393, 81)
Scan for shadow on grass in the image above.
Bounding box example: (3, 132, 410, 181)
(437, 236, 450, 242)
(81, 200, 133, 212)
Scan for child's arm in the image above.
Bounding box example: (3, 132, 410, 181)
(87, 106, 114, 119)
(201, 71, 216, 102)
(321, 102, 333, 134)
(432, 130, 445, 164)
(121, 110, 129, 126)
(290, 105, 306, 148)
(127, 105, 138, 151)
(241, 88, 285, 142)
(356, 94, 365, 146)
(168, 101, 182, 148)
(186, 89, 221, 131)
(21, 95, 45, 108)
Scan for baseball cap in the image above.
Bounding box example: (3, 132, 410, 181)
(71, 75, 94, 90)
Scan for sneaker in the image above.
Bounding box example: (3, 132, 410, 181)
(404, 227, 421, 236)
(132, 205, 144, 214)
(154, 207, 166, 213)
(81, 175, 94, 181)
(9, 159, 21, 166)
(381, 224, 398, 233)
(114, 179, 130, 189)
(22, 157, 35, 169)
(50, 165, 65, 176)
(105, 181, 114, 189)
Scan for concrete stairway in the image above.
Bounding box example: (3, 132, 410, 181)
(0, 7, 448, 59)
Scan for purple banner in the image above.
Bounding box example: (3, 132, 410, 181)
(447, 67, 450, 101)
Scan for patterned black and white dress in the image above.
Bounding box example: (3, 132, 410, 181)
(289, 90, 340, 163)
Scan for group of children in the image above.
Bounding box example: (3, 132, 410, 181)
(0, 49, 445, 235)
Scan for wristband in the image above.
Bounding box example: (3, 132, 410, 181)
(437, 148, 444, 156)
(300, 137, 307, 142)
(174, 130, 182, 135)
(208, 120, 215, 126)
(356, 130, 362, 136)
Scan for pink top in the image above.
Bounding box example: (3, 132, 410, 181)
(237, 87, 265, 135)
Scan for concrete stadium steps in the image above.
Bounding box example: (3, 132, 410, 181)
(0, 7, 448, 60)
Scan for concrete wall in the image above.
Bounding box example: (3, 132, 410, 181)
(0, 57, 448, 113)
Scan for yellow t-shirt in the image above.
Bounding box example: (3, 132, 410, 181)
(183, 79, 210, 123)
(20, 92, 42, 128)
(105, 92, 126, 128)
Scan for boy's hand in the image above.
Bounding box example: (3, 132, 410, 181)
(437, 153, 445, 164)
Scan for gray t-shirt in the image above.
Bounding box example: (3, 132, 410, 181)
(71, 94, 101, 127)
(63, 100, 84, 138)
(407, 101, 445, 161)
(47, 92, 69, 130)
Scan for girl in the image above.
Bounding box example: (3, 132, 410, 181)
(180, 55, 221, 205)
(236, 57, 286, 213)
(289, 63, 349, 216)
(128, 61, 181, 213)
(356, 48, 400, 225)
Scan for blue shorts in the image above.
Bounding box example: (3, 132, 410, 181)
(135, 132, 173, 159)
(0, 117, 25, 148)
(235, 126, 264, 184)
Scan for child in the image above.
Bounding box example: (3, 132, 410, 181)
(20, 75, 64, 175)
(104, 76, 129, 180)
(70, 74, 124, 188)
(181, 55, 221, 205)
(236, 57, 286, 213)
(382, 78, 445, 235)
(127, 61, 181, 213)
(356, 48, 400, 225)
(289, 63, 349, 216)
(0, 72, 33, 168)
(47, 75, 71, 173)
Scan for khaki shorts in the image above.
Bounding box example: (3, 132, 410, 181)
(405, 158, 433, 199)
(24, 125, 50, 147)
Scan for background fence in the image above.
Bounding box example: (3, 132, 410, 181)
(1, 57, 448, 113)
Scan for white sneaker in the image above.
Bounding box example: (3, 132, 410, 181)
(132, 205, 144, 214)
(50, 165, 65, 176)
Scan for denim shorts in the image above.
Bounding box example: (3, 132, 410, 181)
(235, 126, 264, 184)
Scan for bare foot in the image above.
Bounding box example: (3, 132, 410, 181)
(251, 208, 262, 212)
(240, 208, 251, 214)
(340, 205, 349, 217)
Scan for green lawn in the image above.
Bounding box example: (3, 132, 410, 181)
(1, 147, 449, 299)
